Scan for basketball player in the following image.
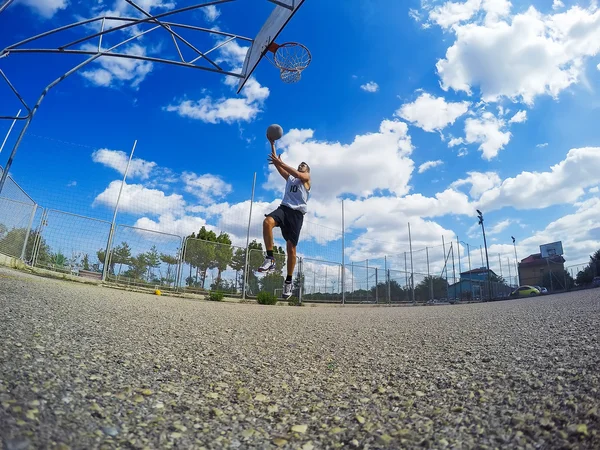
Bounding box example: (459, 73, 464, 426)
(259, 137, 311, 300)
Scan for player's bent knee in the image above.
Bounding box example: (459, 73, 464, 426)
(263, 217, 275, 227)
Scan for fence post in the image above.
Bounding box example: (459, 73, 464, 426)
(20, 203, 37, 261)
(456, 236, 462, 301)
(177, 237, 188, 290)
(408, 223, 415, 304)
(366, 259, 369, 301)
(242, 172, 256, 300)
(426, 246, 432, 302)
(298, 257, 303, 305)
(31, 208, 48, 267)
(341, 199, 345, 305)
(385, 256, 390, 303)
(375, 267, 378, 304)
(102, 140, 137, 282)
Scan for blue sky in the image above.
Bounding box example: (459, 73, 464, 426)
(1, 0, 600, 282)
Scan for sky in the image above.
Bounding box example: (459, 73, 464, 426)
(1, 0, 600, 283)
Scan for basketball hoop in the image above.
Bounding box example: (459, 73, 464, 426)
(266, 42, 311, 84)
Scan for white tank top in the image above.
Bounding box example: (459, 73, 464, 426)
(281, 176, 309, 214)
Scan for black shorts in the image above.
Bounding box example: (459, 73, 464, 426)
(265, 204, 304, 247)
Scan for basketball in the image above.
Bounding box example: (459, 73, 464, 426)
(267, 124, 284, 141)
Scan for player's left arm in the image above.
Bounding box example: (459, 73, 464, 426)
(270, 156, 310, 183)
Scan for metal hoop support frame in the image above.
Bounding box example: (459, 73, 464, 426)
(265, 42, 311, 84)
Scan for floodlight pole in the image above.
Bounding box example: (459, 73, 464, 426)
(102, 140, 137, 282)
(0, 109, 20, 154)
(512, 236, 520, 286)
(477, 210, 492, 301)
(341, 199, 345, 305)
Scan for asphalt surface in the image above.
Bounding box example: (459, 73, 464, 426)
(1, 267, 599, 449)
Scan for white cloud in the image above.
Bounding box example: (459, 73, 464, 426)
(508, 110, 527, 123)
(478, 147, 600, 211)
(429, 0, 482, 29)
(552, 0, 565, 11)
(418, 160, 444, 173)
(134, 213, 208, 238)
(202, 5, 221, 22)
(457, 147, 468, 157)
(269, 120, 414, 201)
(67, 181, 77, 187)
(396, 93, 470, 132)
(436, 5, 600, 105)
(536, 142, 549, 148)
(589, 186, 600, 194)
(91, 149, 157, 180)
(18, 0, 68, 18)
(93, 181, 185, 216)
(463, 111, 511, 159)
(360, 82, 379, 93)
(181, 172, 233, 204)
(165, 77, 269, 124)
(80, 43, 153, 89)
(448, 137, 465, 147)
(487, 218, 514, 235)
(452, 171, 502, 199)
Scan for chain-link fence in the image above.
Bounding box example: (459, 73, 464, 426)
(3, 163, 598, 303)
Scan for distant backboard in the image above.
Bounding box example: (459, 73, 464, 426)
(540, 241, 563, 258)
(237, 0, 306, 93)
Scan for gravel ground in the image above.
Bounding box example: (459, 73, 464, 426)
(1, 267, 599, 450)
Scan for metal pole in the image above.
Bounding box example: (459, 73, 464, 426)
(0, 0, 16, 14)
(102, 140, 137, 281)
(467, 243, 472, 299)
(20, 204, 37, 261)
(478, 215, 492, 301)
(242, 172, 256, 300)
(451, 242, 456, 301)
(0, 109, 20, 154)
(442, 236, 448, 300)
(366, 259, 369, 301)
(507, 257, 512, 287)
(374, 267, 378, 304)
(298, 257, 303, 305)
(408, 223, 415, 303)
(512, 239, 520, 286)
(498, 254, 503, 277)
(341, 199, 345, 305)
(426, 246, 432, 301)
(384, 256, 389, 303)
(0, 23, 159, 195)
(480, 245, 484, 267)
(351, 262, 354, 301)
(457, 236, 462, 301)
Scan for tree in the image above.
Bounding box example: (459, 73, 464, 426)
(230, 247, 247, 292)
(82, 254, 90, 271)
(0, 228, 50, 264)
(145, 245, 161, 281)
(122, 253, 148, 280)
(490, 273, 505, 284)
(212, 232, 233, 288)
(50, 251, 68, 268)
(184, 226, 218, 289)
(415, 275, 449, 300)
(574, 248, 600, 286)
(246, 240, 263, 295)
(113, 242, 132, 275)
(160, 253, 178, 286)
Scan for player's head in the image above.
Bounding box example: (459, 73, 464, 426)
(298, 161, 310, 173)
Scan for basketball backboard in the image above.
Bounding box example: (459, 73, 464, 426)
(237, 0, 306, 93)
(540, 241, 563, 258)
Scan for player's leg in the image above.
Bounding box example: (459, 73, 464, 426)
(258, 216, 277, 272)
(282, 240, 297, 299)
(259, 209, 284, 272)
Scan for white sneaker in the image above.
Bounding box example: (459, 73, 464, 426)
(258, 256, 275, 273)
(282, 281, 293, 299)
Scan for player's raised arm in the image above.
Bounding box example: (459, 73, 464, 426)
(268, 139, 290, 180)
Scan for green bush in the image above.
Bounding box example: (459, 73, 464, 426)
(208, 291, 224, 302)
(257, 291, 278, 305)
(287, 296, 302, 306)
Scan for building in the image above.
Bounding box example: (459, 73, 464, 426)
(518, 253, 566, 287)
(447, 268, 511, 300)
